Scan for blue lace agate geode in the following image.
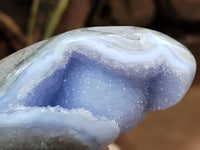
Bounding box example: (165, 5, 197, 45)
(0, 26, 196, 150)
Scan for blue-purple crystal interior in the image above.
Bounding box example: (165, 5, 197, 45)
(146, 70, 182, 111)
(18, 52, 182, 133)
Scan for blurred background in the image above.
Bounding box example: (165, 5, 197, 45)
(0, 0, 199, 149)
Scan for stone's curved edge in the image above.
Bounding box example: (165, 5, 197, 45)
(0, 26, 196, 99)
(0, 105, 120, 150)
(0, 40, 47, 82)
(88, 26, 195, 61)
(83, 26, 196, 90)
(0, 40, 48, 98)
(0, 127, 90, 150)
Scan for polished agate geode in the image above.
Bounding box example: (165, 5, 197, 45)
(0, 26, 196, 150)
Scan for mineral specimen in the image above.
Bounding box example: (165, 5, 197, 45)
(0, 26, 196, 150)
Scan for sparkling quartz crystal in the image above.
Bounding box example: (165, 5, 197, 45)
(0, 26, 196, 150)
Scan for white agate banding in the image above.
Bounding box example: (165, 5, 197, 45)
(0, 26, 196, 150)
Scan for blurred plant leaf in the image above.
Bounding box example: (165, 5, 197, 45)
(27, 0, 69, 43)
(43, 0, 69, 39)
(27, 0, 40, 44)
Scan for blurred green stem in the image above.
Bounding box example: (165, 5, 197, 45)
(43, 0, 69, 39)
(27, 0, 40, 44)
